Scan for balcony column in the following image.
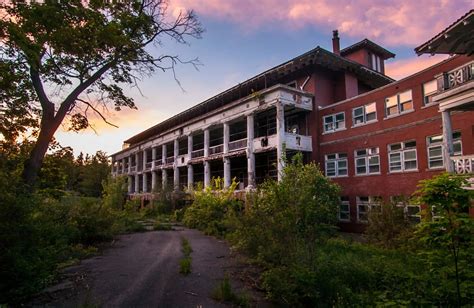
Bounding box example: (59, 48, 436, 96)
(224, 158, 231, 188)
(135, 152, 139, 172)
(143, 149, 147, 171)
(143, 172, 148, 193)
(128, 175, 133, 193)
(151, 171, 156, 192)
(187, 135, 194, 189)
(162, 169, 168, 190)
(204, 128, 211, 187)
(128, 156, 132, 173)
(134, 173, 139, 193)
(121, 158, 126, 174)
(276, 102, 286, 181)
(174, 139, 179, 191)
(223, 122, 231, 188)
(442, 110, 454, 172)
(152, 147, 157, 169)
(246, 114, 256, 189)
(162, 144, 167, 164)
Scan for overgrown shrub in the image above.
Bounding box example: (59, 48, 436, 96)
(365, 201, 414, 249)
(230, 154, 340, 266)
(183, 179, 242, 236)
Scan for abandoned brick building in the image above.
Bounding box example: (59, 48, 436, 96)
(112, 21, 474, 231)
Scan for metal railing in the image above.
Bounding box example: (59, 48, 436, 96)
(229, 138, 247, 152)
(209, 144, 223, 155)
(165, 157, 174, 164)
(438, 62, 473, 91)
(191, 149, 204, 158)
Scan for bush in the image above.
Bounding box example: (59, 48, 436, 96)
(230, 154, 340, 266)
(183, 179, 242, 236)
(365, 201, 414, 249)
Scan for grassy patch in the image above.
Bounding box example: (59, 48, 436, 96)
(179, 257, 192, 275)
(179, 237, 193, 275)
(153, 222, 173, 231)
(212, 275, 249, 307)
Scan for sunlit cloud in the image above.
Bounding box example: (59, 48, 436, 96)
(385, 54, 449, 80)
(170, 0, 472, 46)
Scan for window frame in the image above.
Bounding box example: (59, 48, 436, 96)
(426, 132, 462, 169)
(339, 196, 350, 222)
(385, 90, 414, 117)
(354, 147, 380, 175)
(325, 153, 348, 178)
(388, 141, 418, 173)
(356, 196, 380, 223)
(323, 112, 346, 133)
(352, 102, 377, 126)
(422, 80, 438, 105)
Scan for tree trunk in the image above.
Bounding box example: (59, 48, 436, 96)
(22, 119, 58, 186)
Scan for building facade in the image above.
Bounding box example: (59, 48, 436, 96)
(111, 30, 474, 231)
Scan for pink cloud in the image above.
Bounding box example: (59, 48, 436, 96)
(385, 54, 449, 80)
(169, 0, 472, 46)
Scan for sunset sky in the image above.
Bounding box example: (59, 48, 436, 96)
(54, 0, 473, 156)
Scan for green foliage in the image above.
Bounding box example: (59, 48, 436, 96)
(414, 173, 474, 306)
(212, 275, 249, 307)
(183, 178, 242, 236)
(102, 175, 127, 210)
(365, 201, 414, 249)
(179, 257, 192, 276)
(231, 154, 340, 266)
(179, 238, 192, 275)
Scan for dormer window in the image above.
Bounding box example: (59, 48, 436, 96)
(369, 52, 382, 73)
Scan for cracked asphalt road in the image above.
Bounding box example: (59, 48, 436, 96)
(51, 228, 266, 307)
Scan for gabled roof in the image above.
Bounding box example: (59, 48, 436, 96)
(340, 38, 395, 59)
(415, 9, 474, 55)
(122, 46, 394, 147)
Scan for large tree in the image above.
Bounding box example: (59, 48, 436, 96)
(0, 0, 203, 185)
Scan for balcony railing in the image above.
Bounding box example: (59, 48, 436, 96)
(130, 166, 137, 172)
(165, 157, 174, 164)
(209, 144, 224, 155)
(229, 138, 247, 152)
(191, 149, 204, 159)
(154, 159, 162, 167)
(438, 62, 473, 91)
(145, 162, 152, 170)
(451, 155, 474, 174)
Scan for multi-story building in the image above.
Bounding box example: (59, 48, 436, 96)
(111, 21, 474, 231)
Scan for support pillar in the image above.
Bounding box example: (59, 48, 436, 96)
(121, 159, 125, 174)
(135, 152, 139, 172)
(224, 157, 231, 188)
(134, 174, 139, 193)
(152, 147, 157, 169)
(128, 175, 133, 193)
(442, 110, 454, 172)
(187, 134, 193, 190)
(204, 161, 211, 187)
(187, 164, 194, 190)
(162, 169, 168, 190)
(223, 122, 230, 154)
(276, 102, 285, 181)
(143, 149, 147, 171)
(246, 114, 256, 188)
(128, 156, 132, 173)
(204, 128, 210, 187)
(143, 172, 148, 193)
(174, 139, 179, 190)
(151, 171, 156, 192)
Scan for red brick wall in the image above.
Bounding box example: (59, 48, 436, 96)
(312, 55, 474, 232)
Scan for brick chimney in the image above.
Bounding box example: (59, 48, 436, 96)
(332, 30, 340, 55)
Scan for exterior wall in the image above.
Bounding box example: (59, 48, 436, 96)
(318, 55, 474, 232)
(343, 48, 369, 67)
